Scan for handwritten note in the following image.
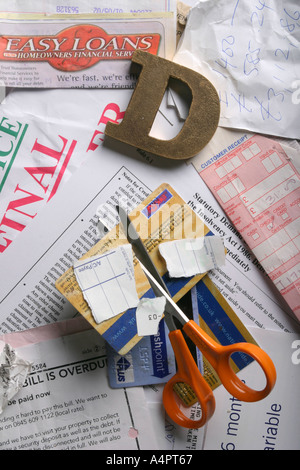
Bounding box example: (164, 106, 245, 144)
(174, 0, 300, 139)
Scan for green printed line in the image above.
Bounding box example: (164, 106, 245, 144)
(0, 123, 28, 193)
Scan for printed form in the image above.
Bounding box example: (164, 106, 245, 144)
(200, 134, 300, 320)
(203, 327, 300, 450)
(0, 318, 207, 451)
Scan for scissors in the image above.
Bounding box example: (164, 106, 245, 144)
(117, 206, 277, 429)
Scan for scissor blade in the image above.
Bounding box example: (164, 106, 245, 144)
(138, 260, 189, 330)
(116, 205, 170, 294)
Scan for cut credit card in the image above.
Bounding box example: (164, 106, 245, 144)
(106, 320, 176, 388)
(56, 183, 213, 355)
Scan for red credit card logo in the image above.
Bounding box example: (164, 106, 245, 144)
(0, 24, 161, 71)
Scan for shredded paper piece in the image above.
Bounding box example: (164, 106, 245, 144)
(136, 297, 166, 337)
(0, 343, 32, 414)
(159, 236, 226, 278)
(74, 244, 139, 324)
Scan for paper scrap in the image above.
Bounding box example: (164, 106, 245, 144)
(136, 297, 166, 337)
(73, 244, 139, 324)
(159, 236, 226, 278)
(174, 0, 300, 139)
(0, 343, 32, 414)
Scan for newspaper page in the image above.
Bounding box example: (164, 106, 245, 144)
(0, 127, 298, 338)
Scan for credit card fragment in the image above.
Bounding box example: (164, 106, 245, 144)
(56, 183, 213, 355)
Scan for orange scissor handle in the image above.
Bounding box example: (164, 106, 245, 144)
(183, 320, 277, 402)
(163, 329, 216, 429)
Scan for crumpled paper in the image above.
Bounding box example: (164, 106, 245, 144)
(0, 343, 32, 414)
